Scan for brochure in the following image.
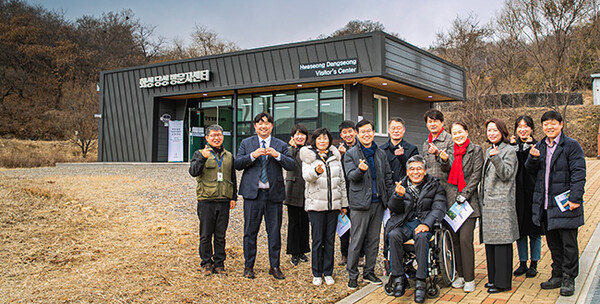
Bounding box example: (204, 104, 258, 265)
(444, 201, 474, 232)
(554, 190, 571, 212)
(337, 214, 351, 237)
(383, 208, 391, 227)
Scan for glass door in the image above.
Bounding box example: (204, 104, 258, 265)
(188, 106, 234, 160)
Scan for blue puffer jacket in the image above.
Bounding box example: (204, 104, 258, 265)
(524, 134, 586, 230)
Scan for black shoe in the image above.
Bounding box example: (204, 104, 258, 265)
(299, 254, 309, 262)
(513, 261, 528, 276)
(414, 280, 426, 303)
(560, 274, 575, 296)
(243, 267, 255, 279)
(541, 276, 562, 289)
(526, 261, 538, 278)
(348, 278, 358, 289)
(484, 282, 494, 288)
(290, 255, 299, 266)
(363, 273, 382, 285)
(488, 286, 511, 293)
(269, 267, 285, 280)
(393, 276, 409, 297)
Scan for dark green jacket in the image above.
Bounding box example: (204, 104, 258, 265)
(189, 148, 237, 202)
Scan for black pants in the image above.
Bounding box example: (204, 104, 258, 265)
(286, 205, 310, 255)
(485, 243, 513, 289)
(197, 200, 230, 267)
(546, 228, 579, 278)
(388, 219, 432, 280)
(243, 190, 283, 268)
(452, 218, 476, 281)
(308, 210, 338, 277)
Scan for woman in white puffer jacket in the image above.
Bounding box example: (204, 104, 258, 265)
(299, 128, 348, 286)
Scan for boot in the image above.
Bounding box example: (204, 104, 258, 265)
(393, 276, 409, 297)
(560, 274, 575, 296)
(513, 261, 528, 276)
(414, 280, 426, 303)
(541, 276, 562, 289)
(526, 260, 538, 278)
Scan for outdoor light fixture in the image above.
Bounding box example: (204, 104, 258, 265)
(297, 84, 303, 87)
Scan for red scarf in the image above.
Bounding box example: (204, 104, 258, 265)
(428, 127, 444, 144)
(447, 139, 469, 192)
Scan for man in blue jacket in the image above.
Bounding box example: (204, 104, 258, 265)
(525, 110, 586, 297)
(234, 112, 295, 280)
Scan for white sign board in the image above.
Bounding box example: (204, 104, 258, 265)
(168, 120, 184, 162)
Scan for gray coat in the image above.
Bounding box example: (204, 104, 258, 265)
(479, 142, 519, 245)
(284, 146, 306, 208)
(440, 142, 484, 218)
(343, 143, 394, 210)
(422, 131, 454, 194)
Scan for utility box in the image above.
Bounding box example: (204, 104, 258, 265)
(592, 74, 600, 105)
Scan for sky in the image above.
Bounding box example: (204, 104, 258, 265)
(30, 0, 506, 50)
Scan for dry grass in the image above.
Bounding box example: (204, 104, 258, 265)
(0, 170, 358, 303)
(0, 139, 98, 168)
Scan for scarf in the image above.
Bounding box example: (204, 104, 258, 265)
(360, 141, 380, 203)
(447, 139, 469, 192)
(428, 127, 444, 144)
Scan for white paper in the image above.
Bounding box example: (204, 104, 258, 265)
(383, 208, 391, 227)
(444, 201, 474, 232)
(337, 214, 351, 237)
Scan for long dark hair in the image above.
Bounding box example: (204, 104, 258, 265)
(310, 128, 333, 150)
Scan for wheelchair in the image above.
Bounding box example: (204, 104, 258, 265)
(384, 220, 456, 298)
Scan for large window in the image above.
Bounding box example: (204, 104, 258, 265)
(373, 94, 389, 135)
(234, 86, 344, 143)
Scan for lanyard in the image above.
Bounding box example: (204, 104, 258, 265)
(210, 150, 225, 171)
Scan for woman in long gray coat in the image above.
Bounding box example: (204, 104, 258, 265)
(480, 118, 519, 293)
(439, 121, 483, 293)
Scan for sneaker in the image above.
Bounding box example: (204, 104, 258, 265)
(299, 254, 309, 262)
(452, 277, 465, 288)
(313, 277, 323, 286)
(348, 278, 358, 289)
(464, 281, 476, 292)
(560, 274, 575, 296)
(324, 276, 335, 285)
(363, 273, 382, 285)
(541, 276, 562, 289)
(290, 255, 299, 266)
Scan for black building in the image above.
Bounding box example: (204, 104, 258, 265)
(98, 31, 465, 162)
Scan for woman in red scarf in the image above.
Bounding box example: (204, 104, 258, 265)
(439, 121, 484, 293)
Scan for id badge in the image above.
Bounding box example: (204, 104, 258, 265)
(217, 172, 223, 181)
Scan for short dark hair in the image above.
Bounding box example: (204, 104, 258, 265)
(540, 110, 563, 123)
(514, 115, 535, 132)
(253, 112, 273, 124)
(451, 121, 469, 132)
(291, 124, 309, 137)
(310, 128, 333, 150)
(338, 120, 356, 132)
(423, 109, 444, 123)
(205, 124, 223, 134)
(389, 117, 406, 126)
(356, 119, 375, 131)
(484, 118, 510, 144)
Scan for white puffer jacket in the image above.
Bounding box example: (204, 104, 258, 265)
(299, 145, 348, 212)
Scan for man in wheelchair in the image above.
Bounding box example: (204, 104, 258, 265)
(385, 155, 447, 303)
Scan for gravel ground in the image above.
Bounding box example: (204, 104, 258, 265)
(0, 164, 386, 303)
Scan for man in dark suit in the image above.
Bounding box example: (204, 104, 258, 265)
(234, 112, 295, 280)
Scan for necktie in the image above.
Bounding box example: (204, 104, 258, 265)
(260, 140, 268, 183)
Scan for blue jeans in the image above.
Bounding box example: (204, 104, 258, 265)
(516, 235, 541, 262)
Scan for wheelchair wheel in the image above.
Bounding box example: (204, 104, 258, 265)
(384, 278, 395, 296)
(439, 228, 456, 287)
(426, 281, 440, 298)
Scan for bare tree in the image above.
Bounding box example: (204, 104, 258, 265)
(497, 0, 598, 116)
(60, 83, 98, 158)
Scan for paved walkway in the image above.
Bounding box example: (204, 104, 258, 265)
(345, 159, 600, 304)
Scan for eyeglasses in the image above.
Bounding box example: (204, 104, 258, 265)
(358, 129, 374, 135)
(407, 166, 425, 172)
(207, 133, 223, 138)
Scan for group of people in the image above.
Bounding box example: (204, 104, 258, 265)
(189, 108, 586, 303)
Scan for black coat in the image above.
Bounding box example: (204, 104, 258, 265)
(514, 138, 543, 236)
(284, 146, 306, 207)
(385, 174, 447, 235)
(380, 139, 419, 183)
(525, 134, 586, 231)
